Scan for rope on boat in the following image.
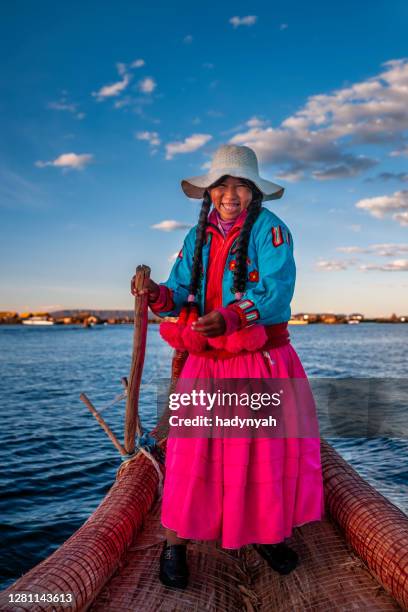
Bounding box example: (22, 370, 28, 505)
(116, 429, 164, 497)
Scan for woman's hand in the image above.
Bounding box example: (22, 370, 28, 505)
(130, 276, 160, 303)
(191, 310, 226, 337)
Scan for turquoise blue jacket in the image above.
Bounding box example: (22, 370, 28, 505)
(157, 207, 296, 326)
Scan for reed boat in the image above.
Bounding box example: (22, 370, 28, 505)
(1, 267, 407, 612)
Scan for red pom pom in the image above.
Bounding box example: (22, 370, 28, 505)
(159, 321, 186, 350)
(207, 335, 227, 349)
(182, 326, 209, 353)
(225, 325, 267, 353)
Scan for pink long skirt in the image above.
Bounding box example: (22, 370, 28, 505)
(161, 343, 325, 549)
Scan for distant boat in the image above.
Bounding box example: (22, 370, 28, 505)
(348, 320, 360, 324)
(289, 319, 309, 325)
(22, 316, 54, 326)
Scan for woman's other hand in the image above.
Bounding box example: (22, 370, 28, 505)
(130, 276, 160, 303)
(191, 311, 226, 337)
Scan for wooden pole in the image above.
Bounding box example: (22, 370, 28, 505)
(124, 264, 151, 454)
(80, 392, 127, 456)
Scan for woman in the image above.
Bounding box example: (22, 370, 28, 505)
(132, 144, 325, 589)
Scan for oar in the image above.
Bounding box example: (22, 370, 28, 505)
(124, 264, 151, 454)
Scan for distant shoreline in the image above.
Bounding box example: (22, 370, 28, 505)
(0, 312, 407, 326)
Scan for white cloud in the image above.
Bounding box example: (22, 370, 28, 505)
(48, 94, 84, 120)
(92, 73, 130, 100)
(316, 260, 351, 271)
(360, 259, 408, 271)
(228, 58, 408, 180)
(48, 101, 77, 112)
(35, 153, 93, 170)
(229, 15, 257, 28)
(151, 220, 193, 232)
(246, 116, 268, 128)
(356, 190, 408, 225)
(131, 58, 145, 68)
(165, 133, 212, 160)
(394, 211, 408, 226)
(390, 145, 408, 157)
(336, 246, 366, 254)
(337, 243, 408, 257)
(114, 97, 132, 109)
(116, 62, 127, 76)
(138, 77, 157, 94)
(348, 224, 362, 232)
(136, 131, 161, 147)
(372, 243, 408, 256)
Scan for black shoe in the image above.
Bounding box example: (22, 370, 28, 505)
(159, 543, 189, 589)
(255, 542, 299, 575)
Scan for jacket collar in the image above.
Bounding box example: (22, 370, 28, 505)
(206, 207, 248, 237)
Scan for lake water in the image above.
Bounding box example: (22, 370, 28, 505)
(0, 323, 407, 589)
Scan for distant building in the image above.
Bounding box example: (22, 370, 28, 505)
(305, 314, 319, 323)
(319, 313, 338, 324)
(86, 315, 101, 324)
(0, 311, 19, 323)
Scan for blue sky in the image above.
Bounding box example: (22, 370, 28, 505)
(1, 0, 407, 316)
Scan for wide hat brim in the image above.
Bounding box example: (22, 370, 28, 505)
(181, 167, 284, 201)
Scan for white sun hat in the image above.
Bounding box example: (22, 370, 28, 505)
(181, 144, 284, 201)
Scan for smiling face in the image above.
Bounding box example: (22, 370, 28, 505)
(209, 175, 254, 221)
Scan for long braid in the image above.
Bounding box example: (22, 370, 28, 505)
(189, 190, 211, 298)
(232, 190, 263, 295)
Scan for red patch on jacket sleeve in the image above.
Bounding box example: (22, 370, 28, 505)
(272, 226, 284, 247)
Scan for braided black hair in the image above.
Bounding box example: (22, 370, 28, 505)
(188, 190, 212, 297)
(232, 189, 263, 294)
(188, 177, 263, 300)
